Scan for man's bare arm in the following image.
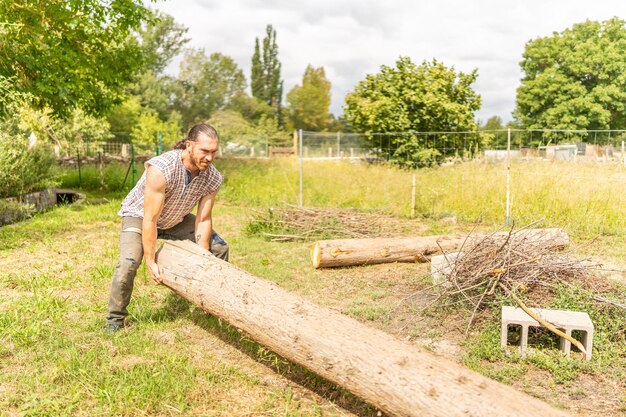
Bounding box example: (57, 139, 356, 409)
(142, 166, 166, 283)
(195, 191, 218, 251)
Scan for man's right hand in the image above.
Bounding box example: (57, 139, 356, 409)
(146, 260, 162, 284)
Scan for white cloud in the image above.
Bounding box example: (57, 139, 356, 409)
(154, 0, 626, 122)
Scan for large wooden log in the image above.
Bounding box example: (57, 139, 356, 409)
(156, 240, 569, 417)
(311, 228, 569, 268)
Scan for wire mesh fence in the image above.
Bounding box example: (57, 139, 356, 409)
(45, 128, 626, 228)
(50, 128, 626, 164)
(54, 141, 157, 160)
(299, 129, 626, 164)
(292, 129, 626, 228)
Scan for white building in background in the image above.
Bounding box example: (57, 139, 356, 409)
(483, 149, 521, 160)
(539, 144, 577, 160)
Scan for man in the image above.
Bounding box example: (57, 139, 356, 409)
(104, 123, 228, 332)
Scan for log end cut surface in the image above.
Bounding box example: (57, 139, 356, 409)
(311, 242, 321, 269)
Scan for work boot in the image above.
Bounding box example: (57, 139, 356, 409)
(103, 322, 124, 334)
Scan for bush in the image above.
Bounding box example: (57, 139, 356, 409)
(392, 139, 442, 168)
(0, 199, 34, 226)
(0, 132, 57, 198)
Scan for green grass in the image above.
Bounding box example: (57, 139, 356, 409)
(53, 157, 626, 245)
(53, 161, 145, 195)
(1, 157, 625, 415)
(217, 158, 625, 230)
(0, 200, 363, 416)
(462, 282, 626, 388)
(216, 158, 626, 263)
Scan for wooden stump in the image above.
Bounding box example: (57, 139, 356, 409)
(157, 240, 569, 417)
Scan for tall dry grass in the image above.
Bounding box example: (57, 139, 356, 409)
(215, 158, 626, 240)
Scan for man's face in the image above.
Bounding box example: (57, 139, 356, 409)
(186, 133, 219, 171)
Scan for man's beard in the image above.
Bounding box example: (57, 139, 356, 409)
(195, 158, 210, 171)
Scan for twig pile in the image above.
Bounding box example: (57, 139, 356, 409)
(247, 205, 422, 241)
(436, 224, 623, 334)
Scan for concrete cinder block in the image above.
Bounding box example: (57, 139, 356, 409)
(430, 252, 463, 287)
(501, 306, 594, 360)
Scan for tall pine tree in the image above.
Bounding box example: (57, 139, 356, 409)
(251, 39, 264, 100)
(251, 25, 284, 123)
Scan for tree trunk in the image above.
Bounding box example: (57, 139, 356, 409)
(311, 228, 569, 268)
(156, 240, 569, 417)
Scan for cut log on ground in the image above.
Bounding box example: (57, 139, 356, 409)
(311, 228, 569, 268)
(157, 240, 569, 417)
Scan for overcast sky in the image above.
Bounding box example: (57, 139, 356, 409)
(154, 0, 626, 123)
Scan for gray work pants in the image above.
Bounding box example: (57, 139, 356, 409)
(105, 214, 229, 327)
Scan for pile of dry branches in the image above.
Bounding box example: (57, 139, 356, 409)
(247, 205, 422, 241)
(434, 223, 625, 343)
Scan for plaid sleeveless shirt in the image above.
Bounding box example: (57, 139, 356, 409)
(118, 149, 223, 229)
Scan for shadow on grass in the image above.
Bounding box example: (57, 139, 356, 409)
(155, 291, 385, 417)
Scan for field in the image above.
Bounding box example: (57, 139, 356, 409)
(1, 158, 625, 416)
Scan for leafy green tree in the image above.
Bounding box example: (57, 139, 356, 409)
(480, 116, 504, 131)
(286, 65, 331, 131)
(208, 109, 262, 151)
(0, 0, 150, 117)
(344, 57, 480, 133)
(131, 71, 177, 121)
(515, 18, 626, 130)
(227, 92, 275, 123)
(209, 110, 255, 137)
(250, 25, 284, 122)
(256, 114, 291, 146)
(138, 10, 189, 74)
(174, 49, 246, 127)
(107, 11, 188, 142)
(17, 105, 113, 148)
(106, 97, 142, 142)
(327, 114, 351, 132)
(130, 110, 182, 149)
(343, 57, 481, 165)
(477, 116, 506, 148)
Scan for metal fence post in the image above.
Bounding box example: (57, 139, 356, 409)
(131, 144, 136, 187)
(77, 149, 81, 188)
(299, 129, 303, 207)
(337, 131, 341, 159)
(505, 128, 511, 226)
(411, 173, 416, 218)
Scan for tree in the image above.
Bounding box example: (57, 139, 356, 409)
(515, 18, 626, 131)
(250, 25, 284, 122)
(106, 12, 188, 142)
(477, 116, 506, 149)
(106, 97, 142, 142)
(0, 0, 150, 118)
(251, 39, 264, 102)
(130, 72, 177, 121)
(343, 57, 481, 166)
(130, 110, 182, 149)
(286, 65, 331, 131)
(344, 57, 480, 133)
(174, 49, 246, 127)
(138, 10, 189, 75)
(227, 92, 275, 123)
(480, 116, 504, 131)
